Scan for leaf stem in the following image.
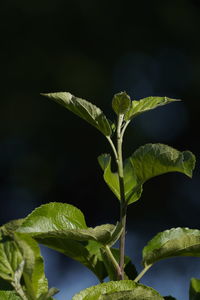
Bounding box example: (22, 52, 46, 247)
(134, 264, 152, 283)
(104, 245, 122, 279)
(106, 136, 118, 161)
(11, 281, 28, 300)
(121, 120, 130, 140)
(116, 114, 127, 280)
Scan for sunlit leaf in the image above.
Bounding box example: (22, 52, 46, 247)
(41, 92, 112, 136)
(190, 278, 200, 300)
(72, 280, 164, 300)
(112, 92, 131, 115)
(125, 96, 180, 121)
(98, 144, 195, 205)
(128, 143, 195, 181)
(17, 203, 119, 281)
(143, 228, 200, 267)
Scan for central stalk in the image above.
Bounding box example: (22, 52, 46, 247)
(116, 114, 127, 280)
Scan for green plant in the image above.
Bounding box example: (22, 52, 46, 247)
(0, 91, 198, 299)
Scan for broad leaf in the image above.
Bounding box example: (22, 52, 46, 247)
(128, 143, 195, 181)
(72, 280, 164, 300)
(143, 228, 200, 267)
(42, 92, 112, 136)
(101, 248, 137, 280)
(14, 232, 49, 299)
(190, 278, 200, 300)
(0, 291, 21, 300)
(98, 144, 195, 205)
(17, 203, 119, 281)
(112, 92, 131, 115)
(125, 96, 179, 121)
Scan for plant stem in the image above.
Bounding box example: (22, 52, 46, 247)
(104, 245, 122, 279)
(11, 281, 28, 300)
(134, 264, 152, 283)
(116, 114, 127, 280)
(106, 136, 118, 161)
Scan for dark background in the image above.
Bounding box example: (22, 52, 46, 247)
(0, 1, 200, 299)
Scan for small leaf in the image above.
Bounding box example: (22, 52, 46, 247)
(17, 203, 118, 281)
(125, 96, 180, 121)
(190, 278, 200, 300)
(72, 280, 164, 300)
(0, 291, 21, 300)
(112, 92, 131, 115)
(41, 92, 112, 136)
(143, 228, 200, 267)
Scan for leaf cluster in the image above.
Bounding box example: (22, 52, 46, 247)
(0, 91, 197, 299)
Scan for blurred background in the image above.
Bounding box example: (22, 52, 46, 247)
(0, 0, 200, 299)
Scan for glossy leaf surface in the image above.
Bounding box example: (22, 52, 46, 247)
(190, 278, 200, 300)
(143, 228, 200, 266)
(17, 203, 119, 281)
(125, 96, 179, 121)
(42, 92, 112, 136)
(112, 92, 131, 115)
(72, 280, 164, 300)
(99, 144, 195, 205)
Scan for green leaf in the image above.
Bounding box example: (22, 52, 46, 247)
(72, 280, 164, 300)
(0, 291, 21, 300)
(17, 203, 118, 245)
(128, 143, 195, 181)
(14, 232, 49, 299)
(125, 96, 180, 121)
(99, 289, 164, 300)
(190, 278, 200, 300)
(143, 228, 200, 267)
(101, 248, 137, 280)
(41, 92, 112, 136)
(17, 203, 119, 281)
(0, 231, 23, 282)
(98, 144, 195, 205)
(112, 92, 131, 115)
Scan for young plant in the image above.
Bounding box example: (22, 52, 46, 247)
(0, 91, 198, 300)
